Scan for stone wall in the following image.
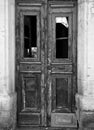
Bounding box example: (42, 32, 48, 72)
(0, 0, 16, 130)
(77, 0, 94, 129)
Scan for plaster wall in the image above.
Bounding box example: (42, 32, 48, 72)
(77, 0, 94, 129)
(0, 0, 16, 129)
(77, 0, 94, 110)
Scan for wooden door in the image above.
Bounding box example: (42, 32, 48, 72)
(16, 2, 46, 126)
(16, 1, 77, 128)
(47, 1, 77, 127)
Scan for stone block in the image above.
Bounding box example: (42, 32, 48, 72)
(80, 96, 94, 111)
(0, 93, 16, 111)
(79, 111, 94, 128)
(0, 111, 11, 125)
(0, 92, 17, 130)
(76, 94, 94, 111)
(77, 80, 88, 95)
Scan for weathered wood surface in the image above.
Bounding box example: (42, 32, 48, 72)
(16, 0, 77, 128)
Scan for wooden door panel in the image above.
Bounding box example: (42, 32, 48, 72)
(19, 113, 40, 126)
(51, 64, 72, 74)
(21, 73, 41, 111)
(19, 63, 41, 73)
(17, 73, 41, 125)
(52, 74, 72, 113)
(51, 113, 77, 127)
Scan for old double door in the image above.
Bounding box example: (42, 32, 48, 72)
(16, 0, 77, 128)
